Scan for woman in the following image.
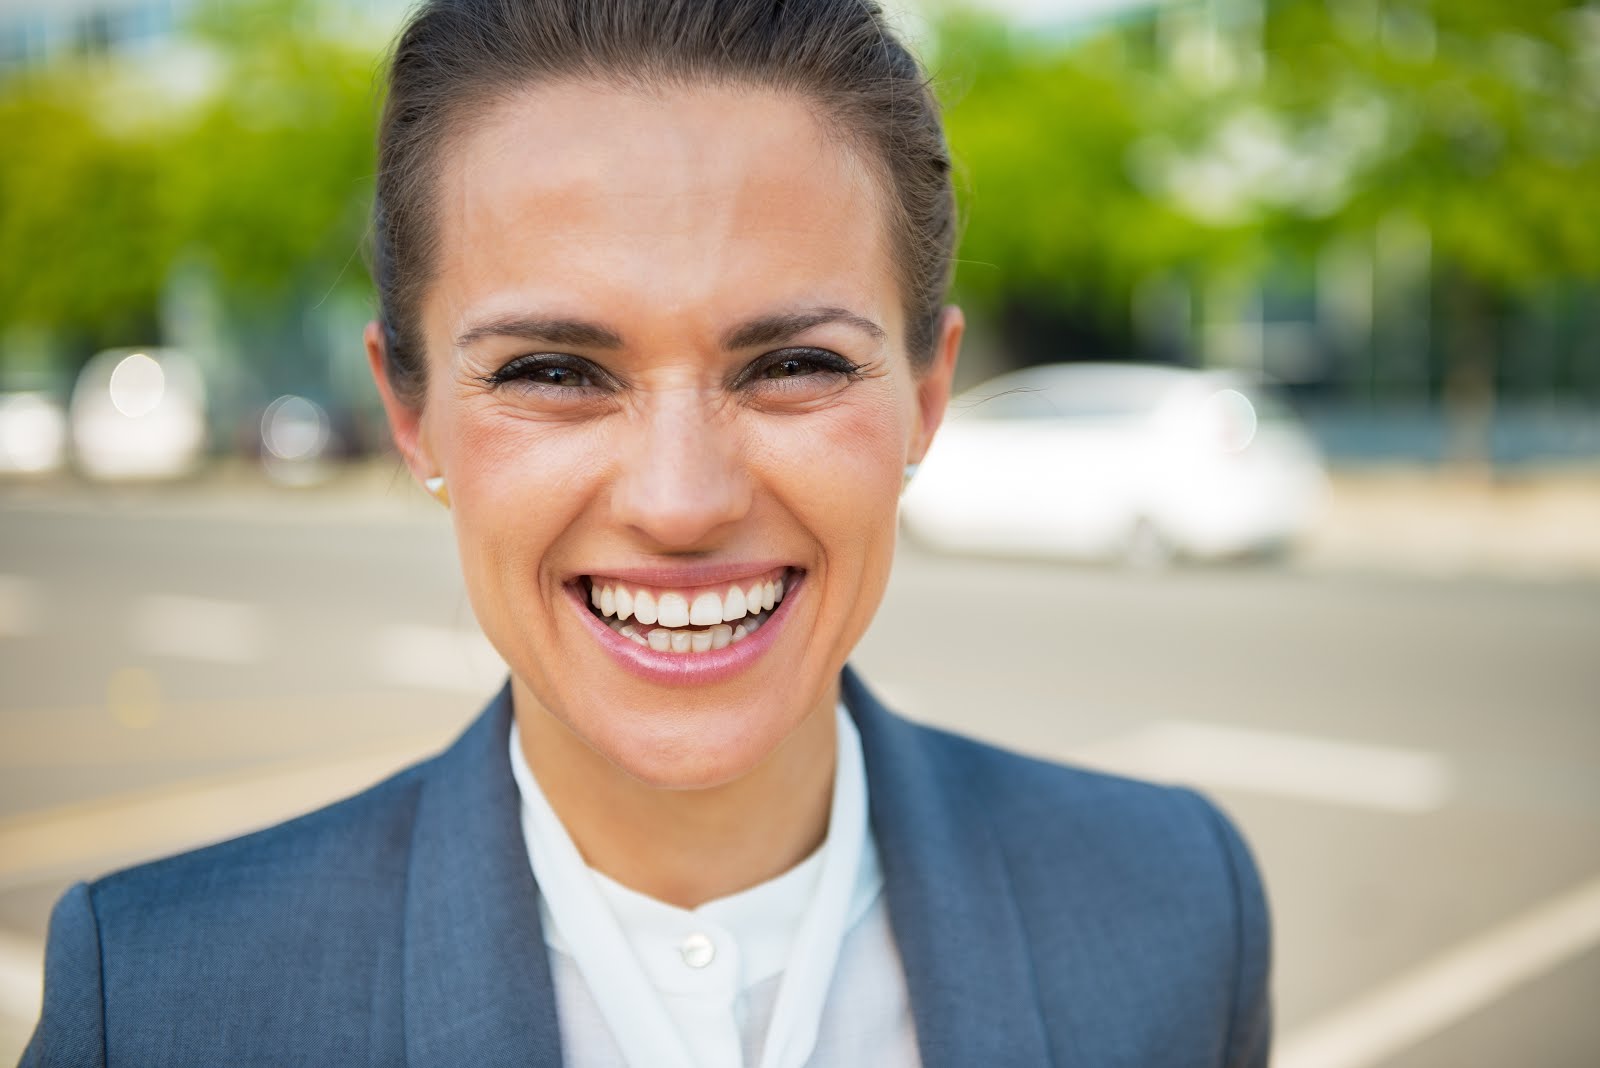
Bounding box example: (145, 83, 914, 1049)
(24, 1, 1270, 1065)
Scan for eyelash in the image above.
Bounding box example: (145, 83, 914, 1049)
(480, 353, 606, 392)
(480, 348, 864, 394)
(734, 347, 865, 389)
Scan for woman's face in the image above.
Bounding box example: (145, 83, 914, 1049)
(369, 82, 960, 789)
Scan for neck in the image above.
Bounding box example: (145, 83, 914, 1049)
(514, 680, 839, 910)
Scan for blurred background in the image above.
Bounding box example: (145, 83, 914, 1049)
(1, 0, 1597, 1063)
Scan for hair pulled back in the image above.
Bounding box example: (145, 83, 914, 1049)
(372, 0, 955, 403)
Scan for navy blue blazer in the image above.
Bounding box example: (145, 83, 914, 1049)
(23, 668, 1270, 1066)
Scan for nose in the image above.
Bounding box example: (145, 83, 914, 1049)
(610, 389, 753, 550)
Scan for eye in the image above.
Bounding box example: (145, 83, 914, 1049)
(482, 354, 610, 393)
(764, 355, 826, 379)
(736, 347, 863, 391)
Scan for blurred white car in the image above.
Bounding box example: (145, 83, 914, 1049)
(0, 392, 68, 475)
(901, 362, 1326, 564)
(70, 348, 208, 481)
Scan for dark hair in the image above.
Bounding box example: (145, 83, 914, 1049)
(372, 0, 955, 403)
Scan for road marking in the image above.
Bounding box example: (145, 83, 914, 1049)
(1277, 873, 1600, 1068)
(0, 574, 38, 637)
(373, 623, 506, 694)
(129, 594, 264, 664)
(1069, 720, 1453, 812)
(0, 734, 455, 893)
(0, 928, 43, 1029)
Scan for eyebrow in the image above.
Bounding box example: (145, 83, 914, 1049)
(452, 306, 886, 353)
(453, 315, 624, 351)
(722, 308, 887, 351)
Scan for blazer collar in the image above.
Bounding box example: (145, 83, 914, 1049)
(402, 682, 564, 1067)
(843, 666, 1053, 1068)
(399, 671, 1050, 1067)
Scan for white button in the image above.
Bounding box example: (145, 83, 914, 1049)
(679, 932, 715, 969)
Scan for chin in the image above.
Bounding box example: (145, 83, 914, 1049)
(581, 693, 806, 791)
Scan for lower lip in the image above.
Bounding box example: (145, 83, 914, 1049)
(567, 572, 804, 686)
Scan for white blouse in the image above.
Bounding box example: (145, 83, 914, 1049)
(509, 706, 920, 1068)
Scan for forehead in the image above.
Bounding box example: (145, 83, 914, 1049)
(426, 81, 899, 345)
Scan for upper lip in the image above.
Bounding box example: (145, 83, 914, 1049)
(570, 560, 800, 588)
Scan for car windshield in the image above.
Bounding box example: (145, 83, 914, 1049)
(959, 365, 1183, 422)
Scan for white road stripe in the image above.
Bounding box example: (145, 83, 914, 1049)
(372, 623, 506, 694)
(129, 594, 264, 664)
(0, 928, 43, 1027)
(1069, 720, 1453, 813)
(1277, 873, 1600, 1068)
(0, 574, 38, 638)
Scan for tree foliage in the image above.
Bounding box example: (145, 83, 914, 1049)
(1, 0, 1595, 403)
(935, 0, 1600, 370)
(0, 0, 379, 364)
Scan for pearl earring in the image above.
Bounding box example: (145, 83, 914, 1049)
(902, 463, 919, 491)
(423, 476, 449, 507)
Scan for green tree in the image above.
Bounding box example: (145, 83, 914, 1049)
(935, 0, 1600, 459)
(0, 0, 381, 388)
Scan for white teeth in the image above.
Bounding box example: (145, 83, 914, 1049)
(592, 571, 791, 651)
(722, 584, 747, 622)
(633, 590, 658, 626)
(690, 591, 723, 626)
(656, 593, 690, 628)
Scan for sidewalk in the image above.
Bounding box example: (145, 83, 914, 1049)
(1300, 468, 1600, 581)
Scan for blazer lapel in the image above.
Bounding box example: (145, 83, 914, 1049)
(843, 666, 1053, 1068)
(396, 670, 1051, 1067)
(402, 683, 565, 1066)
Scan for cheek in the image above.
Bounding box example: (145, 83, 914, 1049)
(757, 391, 908, 555)
(435, 406, 609, 592)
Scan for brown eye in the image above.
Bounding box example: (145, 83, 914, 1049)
(525, 364, 591, 388)
(736, 347, 862, 390)
(483, 354, 610, 392)
(764, 357, 817, 379)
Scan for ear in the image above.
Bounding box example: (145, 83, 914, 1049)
(909, 305, 964, 464)
(364, 320, 436, 482)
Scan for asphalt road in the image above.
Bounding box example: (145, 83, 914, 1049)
(1, 481, 1597, 1065)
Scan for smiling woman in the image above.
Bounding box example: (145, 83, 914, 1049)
(24, 3, 1269, 1067)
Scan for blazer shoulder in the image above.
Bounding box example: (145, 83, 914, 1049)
(925, 724, 1269, 924)
(22, 882, 106, 1067)
(89, 754, 431, 920)
(22, 760, 435, 1065)
(915, 723, 1273, 1065)
(37, 758, 438, 1064)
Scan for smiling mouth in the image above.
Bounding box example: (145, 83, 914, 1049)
(581, 567, 796, 654)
